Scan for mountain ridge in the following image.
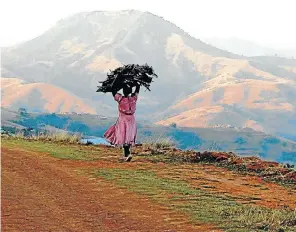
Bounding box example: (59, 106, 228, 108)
(202, 36, 296, 58)
(1, 10, 296, 139)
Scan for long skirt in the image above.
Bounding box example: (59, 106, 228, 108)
(104, 113, 137, 146)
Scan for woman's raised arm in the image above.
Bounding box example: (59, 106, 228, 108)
(112, 87, 121, 97)
(132, 84, 140, 96)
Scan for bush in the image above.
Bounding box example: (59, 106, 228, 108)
(234, 137, 247, 145)
(170, 123, 177, 128)
(18, 108, 28, 117)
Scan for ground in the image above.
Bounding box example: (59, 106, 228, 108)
(2, 139, 296, 232)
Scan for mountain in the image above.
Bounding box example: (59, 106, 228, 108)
(1, 10, 237, 112)
(202, 36, 296, 58)
(1, 78, 112, 114)
(1, 10, 296, 139)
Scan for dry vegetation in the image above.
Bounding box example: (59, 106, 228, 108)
(141, 136, 176, 150)
(12, 131, 82, 144)
(134, 143, 296, 186)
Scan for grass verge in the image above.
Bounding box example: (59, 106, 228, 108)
(93, 168, 296, 232)
(2, 138, 93, 160)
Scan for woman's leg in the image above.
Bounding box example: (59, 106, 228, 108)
(126, 144, 132, 161)
(123, 144, 132, 161)
(127, 144, 131, 156)
(128, 144, 131, 155)
(123, 144, 130, 157)
(122, 146, 126, 157)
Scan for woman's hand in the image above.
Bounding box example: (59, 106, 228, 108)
(133, 83, 140, 96)
(112, 87, 121, 97)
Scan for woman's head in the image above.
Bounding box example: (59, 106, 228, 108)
(123, 85, 132, 97)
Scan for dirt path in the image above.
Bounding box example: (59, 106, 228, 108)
(2, 147, 220, 232)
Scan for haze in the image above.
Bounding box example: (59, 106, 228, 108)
(0, 0, 295, 49)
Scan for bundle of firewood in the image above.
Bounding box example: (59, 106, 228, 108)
(96, 64, 158, 93)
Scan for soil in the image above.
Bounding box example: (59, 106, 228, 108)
(2, 145, 295, 232)
(2, 147, 221, 232)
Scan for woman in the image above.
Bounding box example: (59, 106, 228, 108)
(104, 83, 140, 161)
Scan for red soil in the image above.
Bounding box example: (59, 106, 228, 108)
(2, 147, 220, 232)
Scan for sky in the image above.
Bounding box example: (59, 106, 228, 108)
(0, 0, 295, 49)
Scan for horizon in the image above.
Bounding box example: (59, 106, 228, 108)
(1, 0, 296, 49)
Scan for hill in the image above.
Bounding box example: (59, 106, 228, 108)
(2, 107, 295, 164)
(202, 36, 296, 57)
(1, 10, 296, 139)
(0, 78, 110, 114)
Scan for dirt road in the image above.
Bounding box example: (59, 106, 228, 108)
(2, 147, 219, 232)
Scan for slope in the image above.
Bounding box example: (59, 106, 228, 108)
(1, 10, 296, 137)
(1, 77, 112, 114)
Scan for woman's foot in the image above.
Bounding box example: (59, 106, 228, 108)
(125, 154, 133, 162)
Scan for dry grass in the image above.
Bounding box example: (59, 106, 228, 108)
(142, 136, 176, 150)
(220, 206, 296, 231)
(13, 131, 82, 144)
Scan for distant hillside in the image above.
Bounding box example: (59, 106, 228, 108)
(1, 10, 296, 140)
(2, 107, 295, 164)
(1, 78, 111, 114)
(202, 37, 296, 58)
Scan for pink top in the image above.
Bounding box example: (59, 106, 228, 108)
(114, 93, 138, 115)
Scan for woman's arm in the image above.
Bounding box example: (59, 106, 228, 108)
(112, 87, 121, 97)
(132, 84, 140, 96)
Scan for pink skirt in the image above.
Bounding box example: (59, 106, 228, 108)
(104, 113, 137, 146)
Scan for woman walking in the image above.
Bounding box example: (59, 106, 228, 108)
(104, 84, 140, 161)
(97, 64, 157, 162)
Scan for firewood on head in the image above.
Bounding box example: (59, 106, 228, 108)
(96, 63, 158, 93)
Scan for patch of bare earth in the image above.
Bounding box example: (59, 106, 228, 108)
(2, 147, 220, 232)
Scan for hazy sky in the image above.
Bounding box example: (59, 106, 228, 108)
(1, 0, 295, 49)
